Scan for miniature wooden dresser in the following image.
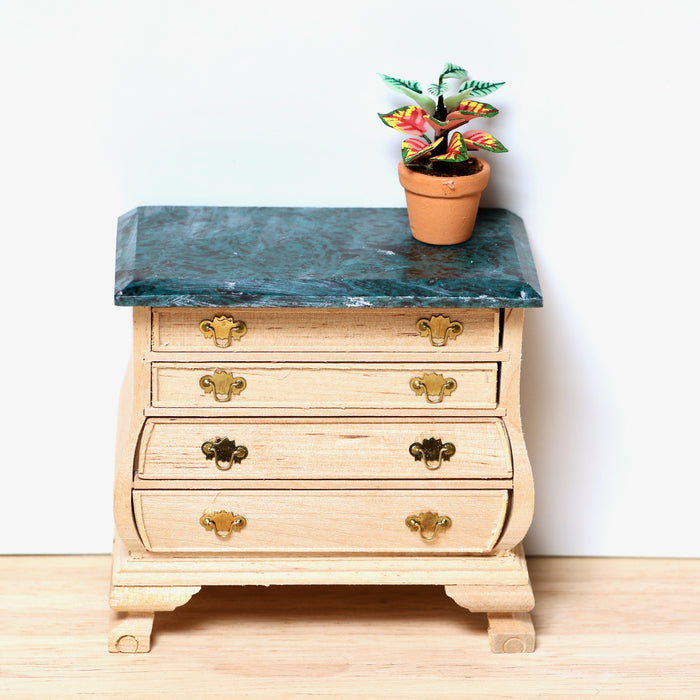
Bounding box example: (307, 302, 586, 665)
(110, 206, 542, 654)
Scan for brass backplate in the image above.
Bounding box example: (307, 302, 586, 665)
(199, 315, 247, 348)
(405, 511, 452, 541)
(409, 372, 457, 404)
(201, 437, 249, 470)
(409, 437, 456, 470)
(199, 370, 247, 402)
(199, 511, 247, 539)
(416, 315, 464, 347)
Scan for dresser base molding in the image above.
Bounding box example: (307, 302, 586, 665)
(109, 537, 534, 653)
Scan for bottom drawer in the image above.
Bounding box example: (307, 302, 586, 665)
(133, 489, 509, 554)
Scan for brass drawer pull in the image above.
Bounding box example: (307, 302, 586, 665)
(405, 511, 452, 541)
(201, 437, 248, 471)
(409, 372, 457, 404)
(409, 437, 456, 470)
(199, 511, 247, 539)
(199, 315, 247, 348)
(199, 370, 247, 402)
(416, 315, 464, 347)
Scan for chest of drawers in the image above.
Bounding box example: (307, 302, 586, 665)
(109, 206, 542, 654)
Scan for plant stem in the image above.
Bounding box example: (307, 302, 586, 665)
(435, 95, 447, 121)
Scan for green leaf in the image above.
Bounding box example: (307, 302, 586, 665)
(440, 63, 468, 81)
(427, 82, 449, 97)
(444, 88, 475, 113)
(378, 73, 423, 95)
(378, 72, 436, 115)
(457, 80, 505, 97)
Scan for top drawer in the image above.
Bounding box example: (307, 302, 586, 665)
(152, 308, 500, 355)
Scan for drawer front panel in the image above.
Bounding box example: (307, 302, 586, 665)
(138, 418, 512, 479)
(152, 308, 500, 354)
(151, 363, 498, 410)
(134, 489, 509, 553)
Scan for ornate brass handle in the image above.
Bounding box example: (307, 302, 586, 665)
(409, 373, 457, 404)
(199, 511, 247, 539)
(199, 315, 247, 348)
(409, 437, 456, 470)
(416, 315, 464, 347)
(199, 370, 247, 402)
(201, 437, 248, 471)
(405, 511, 452, 541)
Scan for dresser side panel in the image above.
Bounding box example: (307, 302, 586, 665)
(113, 307, 151, 553)
(494, 308, 535, 551)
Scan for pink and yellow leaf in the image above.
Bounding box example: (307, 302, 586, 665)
(378, 105, 430, 136)
(427, 101, 498, 134)
(401, 137, 443, 164)
(426, 114, 468, 134)
(450, 100, 499, 118)
(430, 132, 470, 163)
(462, 129, 508, 153)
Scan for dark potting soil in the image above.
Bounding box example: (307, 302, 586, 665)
(409, 158, 484, 178)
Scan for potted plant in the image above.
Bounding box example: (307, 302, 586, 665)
(378, 63, 507, 245)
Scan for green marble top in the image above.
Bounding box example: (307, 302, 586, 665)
(114, 206, 542, 308)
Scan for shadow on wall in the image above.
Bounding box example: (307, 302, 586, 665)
(519, 261, 625, 556)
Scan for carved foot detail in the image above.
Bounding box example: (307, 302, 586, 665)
(444, 583, 534, 612)
(108, 585, 201, 653)
(487, 612, 535, 653)
(108, 611, 154, 653)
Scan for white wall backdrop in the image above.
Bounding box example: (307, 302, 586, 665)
(1, 0, 698, 555)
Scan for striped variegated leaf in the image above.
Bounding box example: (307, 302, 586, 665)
(425, 113, 468, 135)
(401, 137, 444, 164)
(378, 73, 422, 94)
(378, 73, 436, 115)
(430, 132, 470, 163)
(440, 63, 468, 81)
(378, 105, 430, 136)
(462, 129, 508, 153)
(449, 100, 499, 119)
(457, 80, 505, 97)
(429, 100, 500, 133)
(444, 88, 473, 112)
(428, 82, 449, 97)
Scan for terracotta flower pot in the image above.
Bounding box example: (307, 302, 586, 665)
(398, 158, 491, 245)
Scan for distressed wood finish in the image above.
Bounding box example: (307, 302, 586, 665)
(137, 417, 513, 480)
(151, 362, 499, 411)
(133, 489, 510, 554)
(152, 307, 500, 355)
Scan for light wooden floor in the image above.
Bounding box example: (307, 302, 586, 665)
(0, 556, 698, 698)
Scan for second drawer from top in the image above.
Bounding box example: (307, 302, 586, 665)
(151, 362, 499, 411)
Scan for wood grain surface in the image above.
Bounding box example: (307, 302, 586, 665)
(133, 489, 509, 553)
(151, 362, 499, 411)
(1, 556, 698, 697)
(137, 417, 513, 480)
(152, 307, 500, 354)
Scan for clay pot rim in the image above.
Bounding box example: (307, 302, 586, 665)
(398, 158, 490, 197)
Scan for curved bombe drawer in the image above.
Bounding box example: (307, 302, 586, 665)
(152, 307, 500, 355)
(133, 489, 510, 554)
(137, 417, 513, 480)
(150, 362, 498, 412)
